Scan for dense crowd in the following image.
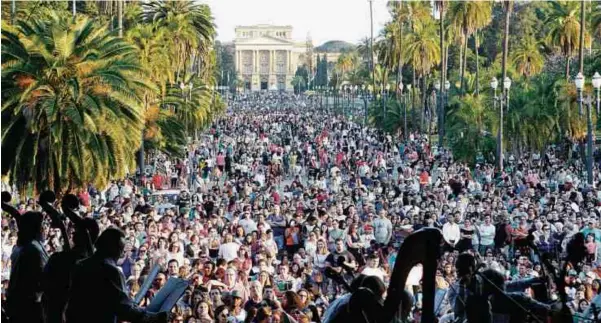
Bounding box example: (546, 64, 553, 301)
(3, 92, 601, 323)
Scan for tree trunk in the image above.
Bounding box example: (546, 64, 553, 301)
(445, 43, 449, 82)
(11, 0, 15, 24)
(118, 0, 123, 37)
(421, 74, 427, 132)
(397, 12, 403, 101)
(578, 0, 585, 74)
(565, 55, 571, 80)
(458, 36, 464, 90)
(412, 66, 417, 130)
(138, 97, 147, 177)
(460, 31, 467, 95)
(474, 30, 480, 96)
(439, 0, 445, 145)
(499, 0, 512, 171)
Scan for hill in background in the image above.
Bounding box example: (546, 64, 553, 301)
(315, 40, 356, 53)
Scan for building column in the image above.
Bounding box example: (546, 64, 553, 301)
(270, 50, 274, 74)
(235, 50, 239, 73)
(288, 50, 292, 73)
(254, 50, 258, 73)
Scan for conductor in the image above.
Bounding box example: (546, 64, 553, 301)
(65, 227, 170, 323)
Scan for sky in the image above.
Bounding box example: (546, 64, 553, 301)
(201, 0, 392, 46)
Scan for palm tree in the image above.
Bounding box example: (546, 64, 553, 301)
(505, 78, 558, 154)
(386, 0, 407, 96)
(141, 0, 215, 83)
(2, 14, 152, 194)
(510, 36, 545, 78)
(403, 19, 440, 130)
(141, 0, 214, 41)
(336, 52, 355, 80)
(544, 1, 591, 79)
(446, 94, 497, 163)
(448, 1, 492, 95)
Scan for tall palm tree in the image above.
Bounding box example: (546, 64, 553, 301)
(336, 52, 355, 80)
(141, 0, 214, 41)
(448, 1, 492, 96)
(510, 36, 545, 78)
(544, 1, 591, 79)
(2, 14, 152, 193)
(141, 0, 215, 83)
(446, 93, 497, 163)
(403, 19, 440, 131)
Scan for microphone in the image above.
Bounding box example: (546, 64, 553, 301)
(324, 267, 352, 292)
(337, 256, 355, 274)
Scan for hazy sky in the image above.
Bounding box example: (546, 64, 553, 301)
(201, 0, 392, 46)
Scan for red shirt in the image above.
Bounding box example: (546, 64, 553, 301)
(152, 174, 164, 189)
(271, 191, 280, 204)
(78, 191, 90, 207)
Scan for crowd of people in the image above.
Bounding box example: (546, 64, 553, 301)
(2, 91, 601, 323)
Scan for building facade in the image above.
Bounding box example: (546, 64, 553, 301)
(234, 25, 309, 92)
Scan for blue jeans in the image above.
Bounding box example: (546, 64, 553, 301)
(274, 235, 285, 250)
(434, 288, 448, 315)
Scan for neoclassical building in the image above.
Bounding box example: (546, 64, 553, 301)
(234, 25, 309, 92)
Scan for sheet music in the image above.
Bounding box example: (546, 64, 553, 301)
(134, 264, 160, 304)
(146, 277, 190, 312)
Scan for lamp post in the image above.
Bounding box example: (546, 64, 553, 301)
(367, 84, 374, 124)
(385, 83, 391, 115)
(575, 73, 593, 185)
(407, 84, 412, 139)
(434, 81, 441, 148)
(399, 81, 406, 140)
(353, 85, 358, 118)
(442, 79, 450, 146)
(349, 85, 355, 117)
(594, 72, 601, 116)
(490, 77, 499, 168)
(180, 82, 188, 137)
(495, 76, 511, 171)
(345, 85, 349, 116)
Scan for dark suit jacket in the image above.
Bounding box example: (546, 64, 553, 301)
(65, 254, 162, 323)
(43, 249, 90, 323)
(7, 240, 48, 323)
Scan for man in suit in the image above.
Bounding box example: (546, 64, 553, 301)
(43, 216, 99, 323)
(65, 227, 170, 323)
(5, 211, 48, 323)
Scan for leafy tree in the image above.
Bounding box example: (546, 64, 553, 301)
(543, 0, 591, 79)
(2, 14, 151, 193)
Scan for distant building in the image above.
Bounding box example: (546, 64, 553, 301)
(233, 25, 358, 92)
(234, 24, 309, 92)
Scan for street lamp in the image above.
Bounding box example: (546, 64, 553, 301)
(384, 83, 391, 114)
(593, 72, 601, 115)
(361, 84, 368, 125)
(575, 72, 585, 116)
(499, 77, 511, 171)
(399, 81, 407, 140)
(434, 82, 441, 147)
(442, 80, 450, 147)
(575, 72, 593, 185)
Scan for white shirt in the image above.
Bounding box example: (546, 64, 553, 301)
(373, 218, 392, 244)
(478, 223, 496, 246)
(361, 267, 386, 282)
(218, 242, 240, 262)
(442, 222, 461, 244)
(239, 218, 258, 234)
